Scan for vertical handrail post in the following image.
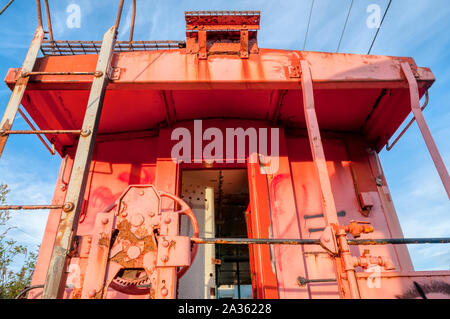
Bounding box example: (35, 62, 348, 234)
(401, 62, 450, 198)
(42, 26, 117, 299)
(300, 60, 361, 299)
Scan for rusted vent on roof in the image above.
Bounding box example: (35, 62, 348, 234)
(185, 10, 260, 59)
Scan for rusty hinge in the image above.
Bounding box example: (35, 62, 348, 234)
(289, 64, 301, 78)
(108, 67, 121, 80)
(211, 258, 222, 265)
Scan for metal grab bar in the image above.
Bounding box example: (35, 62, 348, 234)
(386, 91, 429, 151)
(191, 237, 450, 246)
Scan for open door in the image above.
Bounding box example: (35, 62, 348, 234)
(246, 155, 279, 299)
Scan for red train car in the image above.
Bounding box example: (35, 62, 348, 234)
(1, 5, 449, 299)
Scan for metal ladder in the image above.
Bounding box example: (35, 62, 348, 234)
(0, 1, 124, 299)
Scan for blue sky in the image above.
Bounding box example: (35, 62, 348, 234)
(0, 0, 448, 271)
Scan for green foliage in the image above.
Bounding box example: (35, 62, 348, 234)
(0, 184, 38, 299)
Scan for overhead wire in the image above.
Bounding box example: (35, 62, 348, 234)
(303, 0, 315, 51)
(0, 0, 14, 15)
(336, 0, 354, 52)
(367, 0, 392, 54)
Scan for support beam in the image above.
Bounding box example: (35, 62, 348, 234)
(300, 60, 361, 299)
(42, 26, 117, 299)
(401, 62, 450, 198)
(0, 27, 44, 157)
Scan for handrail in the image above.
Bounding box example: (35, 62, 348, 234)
(386, 91, 429, 151)
(36, 0, 43, 28)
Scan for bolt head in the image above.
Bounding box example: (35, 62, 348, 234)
(88, 289, 96, 298)
(101, 217, 109, 225)
(164, 217, 171, 224)
(161, 287, 168, 297)
(62, 202, 74, 212)
(162, 240, 169, 248)
(121, 211, 128, 217)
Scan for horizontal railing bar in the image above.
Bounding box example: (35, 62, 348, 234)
(297, 276, 337, 286)
(0, 129, 82, 135)
(192, 238, 322, 245)
(41, 45, 181, 50)
(42, 40, 184, 44)
(0, 205, 64, 210)
(22, 71, 101, 77)
(348, 238, 450, 245)
(191, 237, 450, 246)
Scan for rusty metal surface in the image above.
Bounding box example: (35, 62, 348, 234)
(191, 237, 320, 245)
(0, 205, 64, 210)
(43, 0, 53, 46)
(40, 40, 185, 56)
(129, 0, 136, 43)
(42, 26, 118, 299)
(36, 0, 42, 28)
(185, 10, 260, 31)
(191, 237, 450, 246)
(114, 0, 124, 32)
(0, 129, 82, 135)
(23, 71, 101, 77)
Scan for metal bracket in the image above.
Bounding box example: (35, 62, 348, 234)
(108, 67, 121, 80)
(288, 64, 301, 78)
(319, 226, 338, 256)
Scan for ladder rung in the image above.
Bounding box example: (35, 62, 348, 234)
(0, 129, 83, 136)
(0, 204, 64, 210)
(21, 71, 102, 77)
